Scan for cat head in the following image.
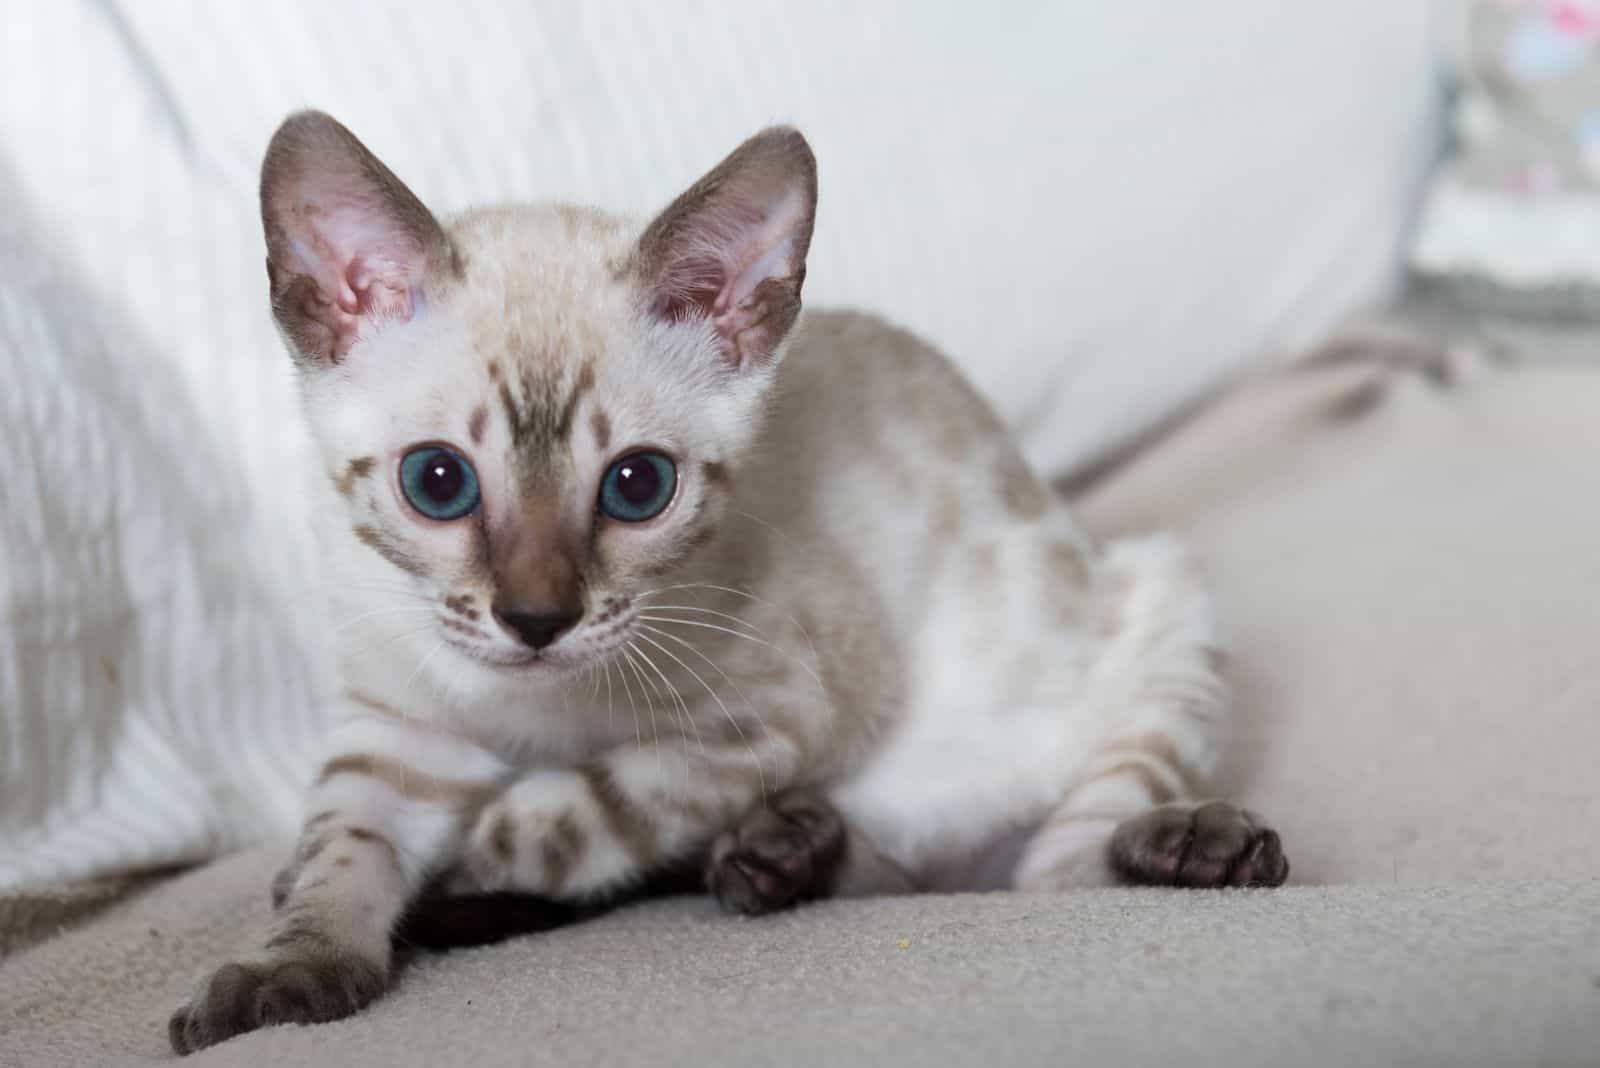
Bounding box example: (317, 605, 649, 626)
(260, 111, 815, 692)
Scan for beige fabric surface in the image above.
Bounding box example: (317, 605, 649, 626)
(3, 847, 1598, 1068)
(1078, 359, 1600, 887)
(5, 361, 1599, 1066)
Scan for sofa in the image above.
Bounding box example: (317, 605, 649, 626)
(3, 3, 1598, 1065)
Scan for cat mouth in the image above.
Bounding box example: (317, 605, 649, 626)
(441, 637, 543, 669)
(442, 615, 638, 673)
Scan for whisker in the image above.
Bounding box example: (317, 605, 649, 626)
(727, 508, 806, 555)
(317, 582, 436, 604)
(625, 643, 690, 806)
(636, 583, 822, 666)
(621, 646, 663, 781)
(637, 614, 828, 696)
(627, 604, 769, 638)
(603, 659, 616, 735)
(628, 641, 693, 770)
(394, 638, 453, 796)
(340, 619, 441, 661)
(632, 636, 708, 763)
(615, 649, 643, 750)
(635, 630, 757, 797)
(638, 624, 771, 801)
(398, 638, 448, 699)
(329, 606, 438, 634)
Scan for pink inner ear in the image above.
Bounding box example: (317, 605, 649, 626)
(284, 202, 423, 358)
(656, 182, 811, 366)
(711, 186, 808, 320)
(262, 112, 450, 364)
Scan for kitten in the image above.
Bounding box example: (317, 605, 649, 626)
(169, 112, 1287, 1054)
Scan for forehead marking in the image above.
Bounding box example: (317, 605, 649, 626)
(554, 361, 595, 444)
(498, 359, 600, 489)
(590, 408, 612, 452)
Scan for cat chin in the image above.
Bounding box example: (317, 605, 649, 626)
(441, 638, 539, 670)
(439, 633, 619, 681)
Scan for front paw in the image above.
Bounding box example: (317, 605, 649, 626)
(168, 951, 386, 1055)
(707, 790, 845, 915)
(458, 772, 590, 896)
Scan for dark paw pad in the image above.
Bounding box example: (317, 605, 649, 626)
(707, 790, 845, 916)
(1109, 801, 1289, 888)
(168, 953, 385, 1055)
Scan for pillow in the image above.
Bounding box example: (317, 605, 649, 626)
(3, 0, 1443, 482)
(1411, 1, 1600, 319)
(0, 162, 326, 889)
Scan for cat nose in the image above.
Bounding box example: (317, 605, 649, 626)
(493, 603, 583, 651)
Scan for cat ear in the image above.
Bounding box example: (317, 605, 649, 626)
(259, 111, 455, 364)
(635, 127, 817, 369)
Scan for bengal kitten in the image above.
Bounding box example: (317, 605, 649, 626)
(169, 112, 1286, 1054)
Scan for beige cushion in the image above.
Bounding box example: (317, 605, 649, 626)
(1078, 359, 1600, 885)
(2, 848, 1595, 1067)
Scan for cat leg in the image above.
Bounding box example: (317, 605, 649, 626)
(169, 706, 506, 1055)
(456, 735, 795, 900)
(1013, 535, 1288, 891)
(706, 789, 914, 915)
(1015, 758, 1288, 890)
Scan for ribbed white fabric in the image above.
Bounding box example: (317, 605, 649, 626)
(0, 161, 327, 888)
(0, 1, 1442, 887)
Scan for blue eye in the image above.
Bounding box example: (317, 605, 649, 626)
(399, 445, 480, 521)
(598, 452, 677, 522)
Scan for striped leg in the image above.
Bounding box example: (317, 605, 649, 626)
(169, 703, 506, 1055)
(1013, 535, 1287, 890)
(1013, 749, 1287, 890)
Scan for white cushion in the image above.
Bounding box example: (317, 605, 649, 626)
(0, 0, 1443, 884)
(0, 163, 325, 887)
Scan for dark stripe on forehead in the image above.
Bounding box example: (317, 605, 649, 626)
(554, 362, 595, 444)
(468, 404, 488, 445)
(498, 360, 598, 486)
(353, 523, 427, 576)
(590, 408, 612, 451)
(498, 380, 528, 445)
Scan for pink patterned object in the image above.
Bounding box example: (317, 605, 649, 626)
(1549, 1, 1600, 38)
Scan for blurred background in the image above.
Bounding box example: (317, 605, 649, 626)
(2, 1, 1597, 893)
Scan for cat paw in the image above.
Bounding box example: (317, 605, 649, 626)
(707, 790, 845, 915)
(168, 952, 386, 1054)
(458, 771, 592, 895)
(1109, 801, 1288, 888)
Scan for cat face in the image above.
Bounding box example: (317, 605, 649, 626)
(260, 112, 815, 688)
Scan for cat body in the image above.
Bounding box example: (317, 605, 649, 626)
(170, 113, 1283, 1054)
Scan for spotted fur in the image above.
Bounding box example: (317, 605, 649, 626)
(170, 111, 1284, 1054)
